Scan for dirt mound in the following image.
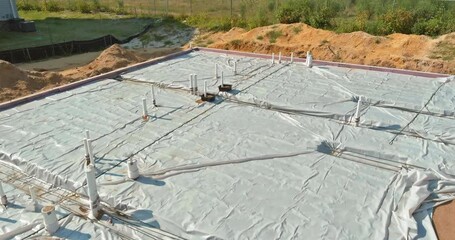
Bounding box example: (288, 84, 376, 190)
(0, 60, 30, 88)
(0, 45, 179, 104)
(205, 23, 455, 74)
(61, 44, 145, 80)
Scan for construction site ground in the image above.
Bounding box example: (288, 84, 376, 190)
(0, 22, 454, 239)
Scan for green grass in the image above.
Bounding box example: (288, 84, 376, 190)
(430, 41, 455, 61)
(0, 10, 152, 50)
(266, 30, 282, 44)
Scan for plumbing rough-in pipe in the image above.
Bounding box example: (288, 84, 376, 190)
(189, 74, 193, 94)
(272, 53, 275, 65)
(354, 96, 363, 124)
(215, 64, 219, 79)
(234, 61, 237, 75)
(142, 98, 148, 119)
(203, 80, 208, 97)
(41, 205, 59, 234)
(0, 182, 7, 206)
(221, 71, 224, 86)
(127, 159, 140, 180)
(279, 52, 282, 63)
(151, 85, 156, 107)
(83, 139, 90, 164)
(29, 186, 39, 212)
(306, 51, 313, 68)
(194, 75, 198, 95)
(291, 53, 294, 63)
(85, 164, 100, 219)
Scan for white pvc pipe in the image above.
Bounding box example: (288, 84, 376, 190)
(85, 130, 90, 140)
(83, 138, 90, 159)
(272, 53, 275, 64)
(234, 61, 237, 75)
(127, 159, 140, 180)
(189, 74, 193, 93)
(215, 64, 218, 79)
(29, 186, 39, 212)
(278, 52, 282, 63)
(306, 51, 313, 68)
(203, 81, 207, 97)
(42, 206, 59, 234)
(85, 165, 100, 219)
(221, 72, 224, 86)
(194, 75, 198, 95)
(0, 182, 6, 205)
(151, 86, 156, 106)
(142, 98, 148, 118)
(85, 139, 95, 167)
(291, 53, 294, 63)
(354, 96, 363, 122)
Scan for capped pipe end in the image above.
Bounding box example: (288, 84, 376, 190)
(42, 205, 59, 234)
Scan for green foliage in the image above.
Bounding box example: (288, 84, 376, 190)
(45, 0, 64, 12)
(15, 0, 455, 37)
(17, 0, 43, 11)
(381, 8, 415, 34)
(229, 39, 243, 48)
(266, 29, 282, 43)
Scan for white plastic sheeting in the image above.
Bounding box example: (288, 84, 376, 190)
(0, 50, 454, 239)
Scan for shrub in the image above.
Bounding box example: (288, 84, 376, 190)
(45, 0, 64, 12)
(380, 9, 416, 34)
(76, 0, 92, 13)
(17, 0, 42, 11)
(266, 30, 282, 43)
(276, 0, 312, 24)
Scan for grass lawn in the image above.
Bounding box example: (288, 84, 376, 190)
(0, 11, 153, 51)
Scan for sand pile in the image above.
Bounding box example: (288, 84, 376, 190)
(61, 44, 145, 80)
(0, 60, 30, 88)
(206, 23, 455, 74)
(0, 60, 68, 102)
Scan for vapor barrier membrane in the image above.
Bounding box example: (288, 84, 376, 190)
(0, 50, 454, 239)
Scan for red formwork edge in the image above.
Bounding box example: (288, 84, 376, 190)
(196, 47, 451, 78)
(0, 49, 194, 111)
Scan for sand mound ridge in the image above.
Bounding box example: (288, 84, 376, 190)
(206, 23, 455, 74)
(61, 44, 145, 79)
(0, 60, 30, 88)
(0, 44, 147, 103)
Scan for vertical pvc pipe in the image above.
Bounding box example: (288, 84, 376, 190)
(272, 53, 275, 64)
(0, 182, 7, 205)
(83, 138, 90, 161)
(278, 52, 282, 63)
(291, 52, 294, 63)
(203, 81, 207, 97)
(221, 72, 224, 86)
(194, 75, 198, 95)
(85, 130, 90, 140)
(29, 186, 39, 212)
(215, 64, 218, 79)
(87, 139, 95, 166)
(306, 51, 313, 68)
(354, 96, 363, 124)
(234, 61, 237, 75)
(41, 206, 59, 234)
(151, 85, 156, 106)
(189, 74, 193, 93)
(142, 98, 148, 119)
(85, 164, 100, 219)
(127, 159, 140, 180)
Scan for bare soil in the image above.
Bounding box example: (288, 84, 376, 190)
(0, 44, 181, 103)
(0, 22, 454, 238)
(198, 23, 455, 75)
